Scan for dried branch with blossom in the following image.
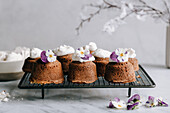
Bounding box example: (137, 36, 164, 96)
(76, 0, 170, 35)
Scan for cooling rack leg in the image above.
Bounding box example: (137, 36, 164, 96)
(128, 88, 131, 97)
(42, 87, 44, 99)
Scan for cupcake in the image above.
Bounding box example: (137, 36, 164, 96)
(30, 50, 64, 84)
(105, 48, 136, 83)
(53, 45, 75, 74)
(93, 49, 111, 77)
(84, 42, 97, 54)
(127, 48, 139, 71)
(68, 47, 97, 84)
(22, 48, 42, 72)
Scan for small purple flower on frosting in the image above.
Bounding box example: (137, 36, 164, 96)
(41, 50, 56, 63)
(110, 48, 129, 63)
(72, 47, 95, 62)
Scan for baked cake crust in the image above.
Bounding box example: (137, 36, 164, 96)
(105, 62, 136, 83)
(128, 58, 139, 71)
(57, 54, 72, 74)
(22, 57, 40, 72)
(93, 57, 109, 77)
(68, 61, 97, 84)
(29, 59, 64, 84)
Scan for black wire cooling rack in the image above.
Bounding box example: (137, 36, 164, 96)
(18, 65, 156, 99)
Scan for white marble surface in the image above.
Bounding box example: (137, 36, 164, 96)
(0, 64, 170, 113)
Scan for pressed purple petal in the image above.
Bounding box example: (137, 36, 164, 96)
(114, 97, 120, 102)
(128, 94, 140, 103)
(161, 101, 168, 107)
(81, 54, 92, 60)
(86, 54, 92, 57)
(81, 56, 89, 60)
(158, 99, 168, 107)
(127, 102, 139, 110)
(109, 101, 114, 108)
(110, 52, 118, 62)
(77, 48, 80, 50)
(125, 51, 128, 54)
(148, 96, 154, 101)
(41, 51, 48, 63)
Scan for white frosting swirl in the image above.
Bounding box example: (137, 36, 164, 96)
(84, 45, 90, 50)
(93, 49, 111, 58)
(0, 51, 8, 61)
(53, 45, 75, 56)
(6, 52, 23, 61)
(72, 54, 95, 62)
(88, 42, 97, 51)
(14, 47, 30, 59)
(30, 48, 42, 58)
(127, 48, 136, 58)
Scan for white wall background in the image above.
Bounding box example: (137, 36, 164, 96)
(0, 0, 167, 65)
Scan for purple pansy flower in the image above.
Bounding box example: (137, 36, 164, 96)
(146, 96, 168, 107)
(110, 48, 129, 63)
(40, 50, 56, 63)
(75, 47, 94, 61)
(127, 94, 141, 110)
(108, 97, 126, 109)
(145, 96, 157, 107)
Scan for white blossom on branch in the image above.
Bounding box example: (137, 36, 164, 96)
(76, 0, 170, 35)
